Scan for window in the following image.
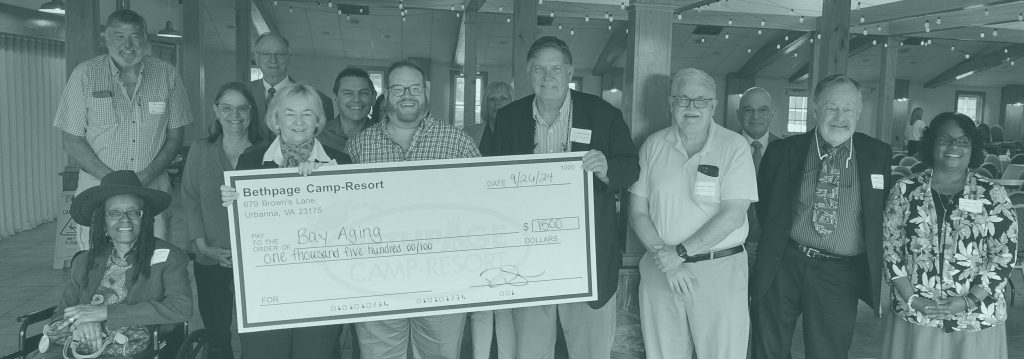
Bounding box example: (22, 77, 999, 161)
(451, 71, 487, 128)
(569, 77, 582, 91)
(250, 67, 262, 82)
(368, 71, 384, 97)
(955, 91, 985, 123)
(787, 95, 809, 133)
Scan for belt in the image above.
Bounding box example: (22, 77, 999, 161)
(790, 241, 852, 261)
(686, 245, 745, 263)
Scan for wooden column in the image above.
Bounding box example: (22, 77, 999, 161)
(463, 11, 479, 126)
(810, 0, 851, 111)
(236, 0, 251, 82)
(65, 0, 100, 77)
(512, 0, 537, 99)
(875, 37, 896, 144)
(623, 1, 674, 144)
(182, 0, 205, 141)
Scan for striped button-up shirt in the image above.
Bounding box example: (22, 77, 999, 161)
(53, 55, 192, 172)
(532, 92, 573, 154)
(791, 131, 864, 256)
(346, 114, 480, 164)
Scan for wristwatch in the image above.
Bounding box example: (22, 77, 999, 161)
(675, 244, 690, 262)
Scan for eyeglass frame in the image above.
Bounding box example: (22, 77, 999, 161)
(215, 103, 253, 115)
(937, 134, 972, 147)
(670, 96, 715, 109)
(105, 209, 145, 221)
(388, 83, 425, 97)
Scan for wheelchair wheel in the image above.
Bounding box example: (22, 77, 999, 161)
(174, 329, 213, 359)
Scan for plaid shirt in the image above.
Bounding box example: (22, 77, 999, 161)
(53, 55, 192, 172)
(347, 114, 480, 163)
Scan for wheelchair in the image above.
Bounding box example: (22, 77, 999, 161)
(1, 305, 213, 359)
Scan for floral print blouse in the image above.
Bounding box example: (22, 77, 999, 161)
(883, 169, 1018, 332)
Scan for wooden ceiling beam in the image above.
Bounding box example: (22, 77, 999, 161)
(885, 2, 1022, 36)
(924, 44, 1024, 88)
(252, 0, 279, 34)
(856, 0, 1022, 26)
(787, 35, 881, 83)
(735, 31, 810, 78)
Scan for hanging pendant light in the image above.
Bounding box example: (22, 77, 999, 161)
(157, 21, 182, 38)
(39, 0, 65, 14)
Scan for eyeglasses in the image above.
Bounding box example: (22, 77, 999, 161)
(671, 96, 714, 109)
(215, 103, 252, 115)
(389, 84, 424, 97)
(937, 135, 972, 147)
(105, 209, 144, 221)
(256, 51, 289, 59)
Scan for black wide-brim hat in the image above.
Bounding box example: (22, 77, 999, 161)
(70, 170, 172, 226)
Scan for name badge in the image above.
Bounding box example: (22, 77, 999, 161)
(695, 181, 717, 197)
(569, 128, 592, 144)
(148, 101, 167, 115)
(871, 174, 884, 189)
(151, 248, 170, 265)
(958, 198, 984, 213)
(91, 90, 112, 98)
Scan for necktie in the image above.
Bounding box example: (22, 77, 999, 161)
(812, 144, 842, 237)
(267, 87, 276, 104)
(751, 141, 763, 173)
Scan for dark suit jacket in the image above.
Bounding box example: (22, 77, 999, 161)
(247, 78, 335, 132)
(238, 141, 352, 170)
(752, 131, 892, 312)
(53, 239, 193, 329)
(744, 131, 781, 244)
(484, 90, 640, 309)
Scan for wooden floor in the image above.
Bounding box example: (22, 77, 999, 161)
(2, 184, 1024, 358)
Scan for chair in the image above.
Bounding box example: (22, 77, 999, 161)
(899, 156, 919, 168)
(977, 168, 994, 179)
(892, 166, 913, 179)
(910, 162, 929, 174)
(1009, 192, 1024, 207)
(982, 163, 1001, 179)
(890, 172, 906, 183)
(991, 125, 1005, 143)
(1003, 164, 1024, 180)
(891, 154, 906, 166)
(985, 154, 1001, 168)
(1011, 154, 1024, 165)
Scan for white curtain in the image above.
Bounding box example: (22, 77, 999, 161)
(0, 32, 66, 237)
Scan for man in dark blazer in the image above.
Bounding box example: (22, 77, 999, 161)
(247, 32, 334, 148)
(750, 74, 892, 359)
(736, 86, 781, 270)
(483, 36, 639, 359)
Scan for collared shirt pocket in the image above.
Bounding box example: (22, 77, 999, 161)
(86, 95, 117, 127)
(693, 168, 721, 205)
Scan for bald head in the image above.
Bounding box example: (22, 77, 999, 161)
(737, 87, 774, 139)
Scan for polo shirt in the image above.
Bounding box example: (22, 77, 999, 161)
(629, 122, 758, 252)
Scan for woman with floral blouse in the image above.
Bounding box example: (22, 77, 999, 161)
(882, 112, 1017, 358)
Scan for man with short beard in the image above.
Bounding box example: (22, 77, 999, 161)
(53, 9, 192, 250)
(321, 67, 376, 153)
(345, 60, 478, 358)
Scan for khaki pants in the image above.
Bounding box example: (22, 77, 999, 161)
(354, 313, 466, 359)
(512, 297, 617, 359)
(74, 170, 170, 250)
(639, 250, 749, 359)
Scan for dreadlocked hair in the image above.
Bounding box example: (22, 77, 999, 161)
(85, 202, 157, 280)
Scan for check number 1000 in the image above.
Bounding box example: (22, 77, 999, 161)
(523, 217, 581, 232)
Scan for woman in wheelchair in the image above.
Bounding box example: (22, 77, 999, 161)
(32, 170, 193, 358)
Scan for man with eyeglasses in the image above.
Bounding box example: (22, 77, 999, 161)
(345, 60, 478, 359)
(485, 36, 639, 359)
(53, 9, 192, 250)
(750, 74, 891, 359)
(247, 32, 335, 147)
(628, 68, 756, 358)
(320, 67, 377, 153)
(736, 87, 781, 273)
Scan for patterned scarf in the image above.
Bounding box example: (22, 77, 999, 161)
(280, 137, 315, 167)
(812, 143, 845, 236)
(91, 250, 133, 305)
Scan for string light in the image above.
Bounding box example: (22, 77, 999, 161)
(397, 2, 402, 10)
(857, 2, 861, 10)
(810, 38, 814, 44)
(993, 29, 999, 37)
(558, 24, 563, 30)
(550, 11, 555, 18)
(936, 17, 941, 25)
(790, 9, 795, 15)
(965, 54, 971, 59)
(924, 20, 930, 32)
(757, 29, 763, 35)
(403, 15, 407, 21)
(747, 48, 752, 54)
(620, 1, 626, 10)
(450, 4, 454, 11)
(980, 32, 985, 38)
(461, 4, 465, 10)
(585, 15, 590, 22)
(626, 28, 629, 34)
(985, 8, 989, 16)
(817, 33, 822, 39)
(862, 28, 868, 35)
(884, 42, 888, 48)
(700, 37, 706, 43)
(605, 12, 610, 19)
(799, 16, 805, 23)
(337, 9, 341, 15)
(872, 39, 877, 46)
(785, 35, 789, 41)
(760, 19, 766, 26)
(456, 11, 460, 18)
(677, 13, 682, 20)
(697, 7, 702, 13)
(273, 0, 277, 5)
(570, 29, 575, 36)
(346, 14, 350, 20)
(506, 16, 511, 23)
(951, 46, 956, 51)
(876, 25, 882, 32)
(288, 6, 293, 12)
(609, 15, 614, 22)
(499, 5, 503, 12)
(1020, 13, 1023, 21)
(794, 53, 798, 58)
(776, 44, 781, 49)
(728, 18, 733, 25)
(608, 24, 612, 30)
(328, 1, 333, 8)
(1012, 61, 1016, 66)
(538, 0, 542, 4)
(724, 33, 730, 39)
(860, 16, 865, 24)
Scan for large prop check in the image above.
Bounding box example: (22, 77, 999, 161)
(225, 152, 596, 332)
